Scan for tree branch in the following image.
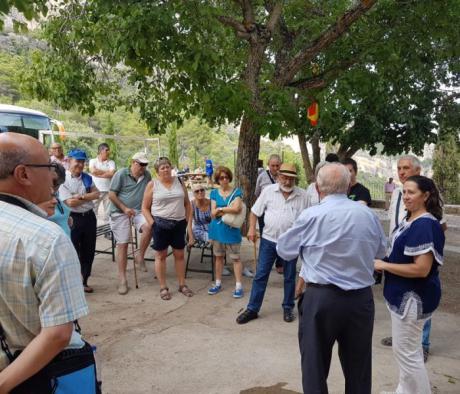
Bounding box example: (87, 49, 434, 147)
(289, 58, 359, 90)
(277, 0, 377, 86)
(217, 16, 247, 34)
(266, 2, 283, 33)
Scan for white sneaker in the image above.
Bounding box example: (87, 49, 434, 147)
(222, 266, 231, 276)
(242, 267, 254, 278)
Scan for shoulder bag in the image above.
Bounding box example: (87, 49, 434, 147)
(221, 188, 247, 228)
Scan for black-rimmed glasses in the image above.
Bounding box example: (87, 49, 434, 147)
(11, 162, 59, 174)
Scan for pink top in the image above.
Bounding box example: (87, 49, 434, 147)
(385, 182, 396, 193)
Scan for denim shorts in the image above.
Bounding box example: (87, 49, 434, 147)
(152, 219, 186, 251)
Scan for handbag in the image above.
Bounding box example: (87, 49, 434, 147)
(1, 322, 101, 394)
(221, 188, 247, 228)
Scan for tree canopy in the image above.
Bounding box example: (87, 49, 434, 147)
(19, 0, 460, 201)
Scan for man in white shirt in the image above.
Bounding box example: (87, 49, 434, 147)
(254, 154, 283, 274)
(237, 163, 308, 324)
(89, 143, 116, 223)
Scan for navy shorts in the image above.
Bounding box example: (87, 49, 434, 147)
(152, 219, 187, 251)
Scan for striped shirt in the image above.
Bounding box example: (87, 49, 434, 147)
(252, 184, 309, 243)
(0, 195, 88, 370)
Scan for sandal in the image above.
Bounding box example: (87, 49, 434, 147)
(160, 287, 171, 301)
(178, 285, 194, 298)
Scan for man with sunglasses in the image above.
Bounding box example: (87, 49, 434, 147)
(0, 133, 89, 392)
(108, 152, 152, 295)
(59, 149, 100, 293)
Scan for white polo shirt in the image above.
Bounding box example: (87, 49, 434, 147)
(252, 183, 309, 243)
(88, 157, 116, 192)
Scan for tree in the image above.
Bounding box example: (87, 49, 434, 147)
(0, 1, 48, 31)
(433, 101, 460, 204)
(167, 124, 179, 168)
(22, 0, 459, 206)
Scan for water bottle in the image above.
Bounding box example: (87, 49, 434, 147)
(92, 345, 102, 392)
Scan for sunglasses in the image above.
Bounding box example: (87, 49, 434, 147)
(194, 189, 205, 193)
(136, 161, 148, 167)
(219, 175, 229, 180)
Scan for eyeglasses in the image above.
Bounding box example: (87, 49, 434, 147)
(136, 161, 148, 167)
(194, 189, 205, 193)
(219, 175, 229, 180)
(11, 162, 59, 174)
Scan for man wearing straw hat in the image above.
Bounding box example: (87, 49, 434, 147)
(109, 152, 152, 295)
(237, 163, 308, 324)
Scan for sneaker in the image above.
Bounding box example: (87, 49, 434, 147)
(208, 284, 222, 295)
(222, 266, 231, 276)
(423, 348, 429, 363)
(236, 309, 258, 324)
(233, 288, 244, 298)
(118, 282, 128, 295)
(242, 267, 254, 278)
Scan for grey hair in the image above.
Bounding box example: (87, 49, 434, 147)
(314, 161, 328, 178)
(154, 157, 172, 172)
(0, 147, 29, 179)
(316, 163, 350, 195)
(398, 155, 421, 170)
(268, 154, 281, 164)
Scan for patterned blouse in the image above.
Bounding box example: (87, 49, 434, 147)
(192, 200, 212, 242)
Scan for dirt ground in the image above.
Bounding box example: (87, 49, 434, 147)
(81, 211, 459, 394)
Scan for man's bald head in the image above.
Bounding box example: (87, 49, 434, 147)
(316, 163, 350, 196)
(0, 133, 54, 204)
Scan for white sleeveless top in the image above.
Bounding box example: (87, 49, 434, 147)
(151, 177, 186, 220)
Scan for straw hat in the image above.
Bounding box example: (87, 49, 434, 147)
(278, 163, 298, 178)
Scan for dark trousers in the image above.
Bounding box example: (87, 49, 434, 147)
(257, 214, 282, 268)
(71, 210, 97, 285)
(298, 285, 374, 394)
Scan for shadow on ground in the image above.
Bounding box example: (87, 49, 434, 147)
(241, 382, 301, 394)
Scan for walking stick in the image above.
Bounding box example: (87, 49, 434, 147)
(252, 235, 258, 273)
(130, 218, 139, 289)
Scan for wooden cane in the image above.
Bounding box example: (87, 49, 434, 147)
(130, 218, 139, 289)
(252, 235, 258, 273)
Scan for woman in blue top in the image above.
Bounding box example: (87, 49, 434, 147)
(38, 161, 72, 237)
(208, 166, 244, 298)
(375, 176, 444, 394)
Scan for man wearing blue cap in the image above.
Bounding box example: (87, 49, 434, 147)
(59, 149, 100, 293)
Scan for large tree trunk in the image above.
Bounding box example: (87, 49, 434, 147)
(311, 134, 321, 168)
(297, 132, 314, 183)
(235, 114, 261, 209)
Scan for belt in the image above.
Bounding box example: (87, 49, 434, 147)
(306, 282, 341, 290)
(71, 210, 94, 217)
(306, 283, 370, 292)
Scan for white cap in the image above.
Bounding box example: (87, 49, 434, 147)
(132, 152, 149, 164)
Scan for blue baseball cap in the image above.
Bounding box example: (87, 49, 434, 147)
(68, 149, 87, 160)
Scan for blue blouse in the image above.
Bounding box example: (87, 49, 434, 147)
(208, 188, 242, 244)
(384, 214, 444, 318)
(48, 198, 72, 238)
